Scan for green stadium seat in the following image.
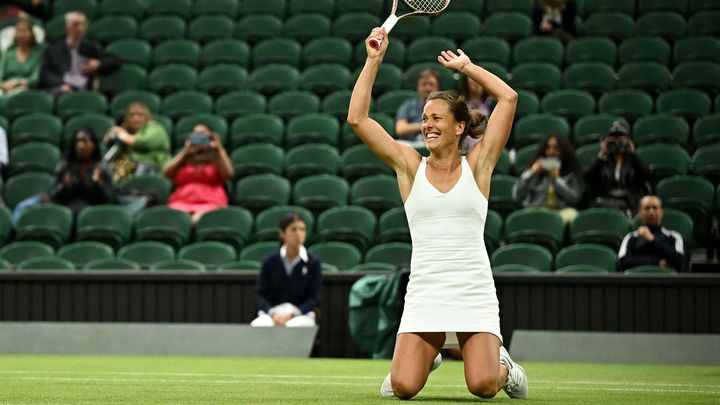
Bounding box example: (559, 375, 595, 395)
(584, 13, 635, 42)
(268, 90, 319, 120)
(98, 0, 146, 20)
(9, 143, 60, 175)
(657, 175, 715, 243)
(635, 12, 686, 42)
(513, 113, 570, 148)
(656, 89, 712, 121)
(341, 112, 395, 149)
(489, 174, 521, 217)
(3, 90, 53, 120)
(0, 241, 54, 267)
(161, 91, 212, 120)
(117, 174, 172, 204)
(105, 39, 152, 69)
(554, 243, 617, 272)
(293, 174, 349, 213)
(478, 62, 510, 83)
(618, 37, 671, 65)
(692, 114, 720, 146)
(570, 208, 629, 249)
(584, 0, 635, 15)
(305, 37, 354, 67)
(486, 0, 533, 14)
(375, 89, 416, 116)
(510, 63, 561, 94)
(284, 14, 331, 43)
(193, 0, 239, 17)
(252, 38, 302, 68)
(674, 36, 720, 64)
(689, 0, 720, 12)
(575, 143, 601, 165)
(177, 241, 236, 270)
(43, 16, 66, 44)
(491, 243, 552, 272)
(482, 12, 532, 42)
(134, 207, 191, 250)
(16, 203, 73, 249)
(341, 144, 394, 181)
(513, 37, 564, 66)
(540, 89, 596, 122)
(285, 144, 340, 180)
(378, 207, 410, 243)
(214, 91, 265, 121)
(52, 0, 96, 18)
(555, 264, 611, 273)
(197, 64, 248, 96)
(632, 114, 690, 146)
(195, 206, 254, 251)
(188, 15, 234, 44)
(63, 114, 115, 145)
(504, 208, 565, 253)
(56, 91, 108, 120)
(138, 16, 186, 45)
(494, 149, 511, 176)
(300, 64, 352, 96)
(235, 174, 291, 213)
(3, 172, 54, 208)
(99, 65, 147, 96)
(322, 90, 353, 119)
(336, 0, 384, 15)
(349, 262, 396, 271)
(254, 205, 315, 242)
(239, 241, 279, 262)
(309, 241, 363, 270)
(151, 259, 207, 271)
(333, 13, 380, 43)
(117, 241, 175, 269)
(249, 64, 300, 96)
(57, 241, 114, 269)
(174, 113, 228, 147)
(243, 0, 285, 17)
(148, 64, 197, 95)
(460, 37, 511, 67)
(513, 144, 537, 175)
(216, 260, 262, 271)
(153, 40, 200, 68)
(365, 242, 412, 268)
(431, 12, 481, 41)
(201, 39, 250, 67)
(687, 11, 720, 36)
(231, 143, 284, 178)
(447, 0, 485, 14)
(617, 62, 672, 94)
(515, 89, 539, 118)
(351, 175, 402, 213)
(235, 15, 283, 44)
(672, 62, 720, 93)
(84, 258, 142, 271)
(147, 0, 191, 18)
(110, 90, 160, 121)
(565, 37, 616, 66)
(624, 265, 677, 274)
(597, 89, 653, 122)
(402, 63, 455, 91)
(9, 113, 62, 146)
(76, 205, 133, 251)
(286, 113, 340, 147)
(288, 0, 334, 17)
(637, 0, 688, 14)
(88, 16, 137, 44)
(484, 209, 502, 255)
(17, 257, 75, 271)
(0, 207, 11, 247)
(573, 113, 622, 146)
(231, 114, 284, 147)
(636, 143, 690, 181)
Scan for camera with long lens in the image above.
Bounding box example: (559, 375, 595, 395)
(606, 139, 630, 155)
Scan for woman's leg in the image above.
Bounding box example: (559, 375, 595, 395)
(457, 332, 507, 398)
(386, 332, 445, 399)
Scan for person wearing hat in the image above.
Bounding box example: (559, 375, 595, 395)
(583, 120, 650, 217)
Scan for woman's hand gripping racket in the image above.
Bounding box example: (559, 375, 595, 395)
(368, 0, 451, 49)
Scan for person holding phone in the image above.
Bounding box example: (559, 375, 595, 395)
(512, 135, 584, 223)
(164, 123, 233, 224)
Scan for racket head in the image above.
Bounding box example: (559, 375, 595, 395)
(402, 0, 451, 14)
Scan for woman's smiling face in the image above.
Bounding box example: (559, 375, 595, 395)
(421, 99, 464, 152)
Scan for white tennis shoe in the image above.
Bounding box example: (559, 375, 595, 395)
(499, 346, 528, 399)
(380, 352, 442, 398)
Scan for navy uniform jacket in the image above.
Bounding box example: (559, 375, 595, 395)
(256, 250, 322, 315)
(618, 225, 685, 271)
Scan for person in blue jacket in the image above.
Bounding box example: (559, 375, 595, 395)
(251, 213, 322, 327)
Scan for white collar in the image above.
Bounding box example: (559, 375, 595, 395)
(280, 244, 308, 263)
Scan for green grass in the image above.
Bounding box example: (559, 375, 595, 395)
(0, 355, 718, 404)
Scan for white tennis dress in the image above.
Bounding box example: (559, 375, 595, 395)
(398, 156, 502, 345)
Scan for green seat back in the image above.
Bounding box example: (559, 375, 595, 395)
(178, 241, 237, 269)
(117, 241, 175, 269)
(309, 241, 362, 270)
(57, 241, 114, 269)
(555, 243, 617, 272)
(491, 243, 553, 272)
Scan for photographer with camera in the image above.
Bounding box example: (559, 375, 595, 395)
(513, 135, 584, 223)
(164, 123, 233, 224)
(584, 121, 650, 217)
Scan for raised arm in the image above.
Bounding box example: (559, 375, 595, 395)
(347, 28, 418, 173)
(438, 50, 517, 178)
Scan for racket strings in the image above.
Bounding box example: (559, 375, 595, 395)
(404, 0, 450, 13)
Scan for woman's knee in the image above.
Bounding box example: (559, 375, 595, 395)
(466, 377, 500, 399)
(391, 376, 423, 400)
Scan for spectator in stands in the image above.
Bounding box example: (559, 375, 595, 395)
(584, 121, 650, 218)
(0, 126, 8, 180)
(531, 0, 577, 43)
(395, 69, 440, 146)
(619, 195, 685, 272)
(458, 74, 493, 150)
(0, 18, 42, 97)
(0, 1, 45, 22)
(251, 213, 322, 328)
(39, 11, 119, 96)
(513, 135, 584, 223)
(12, 127, 113, 226)
(104, 102, 171, 183)
(164, 124, 233, 224)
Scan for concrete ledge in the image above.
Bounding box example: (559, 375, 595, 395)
(510, 330, 720, 365)
(0, 322, 317, 358)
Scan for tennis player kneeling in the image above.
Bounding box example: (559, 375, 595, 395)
(348, 27, 528, 400)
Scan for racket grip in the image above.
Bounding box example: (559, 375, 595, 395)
(369, 14, 399, 49)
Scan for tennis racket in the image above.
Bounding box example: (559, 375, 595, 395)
(368, 0, 451, 49)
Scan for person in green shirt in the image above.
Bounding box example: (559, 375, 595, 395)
(104, 102, 171, 183)
(0, 18, 42, 96)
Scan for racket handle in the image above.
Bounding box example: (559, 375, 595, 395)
(369, 14, 399, 49)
